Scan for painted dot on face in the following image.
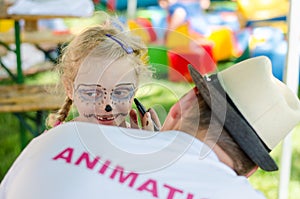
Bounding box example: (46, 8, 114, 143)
(101, 100, 104, 104)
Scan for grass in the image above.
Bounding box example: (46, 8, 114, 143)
(0, 64, 300, 199)
(249, 125, 300, 199)
(0, 113, 21, 179)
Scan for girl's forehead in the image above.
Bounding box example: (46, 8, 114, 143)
(75, 56, 138, 88)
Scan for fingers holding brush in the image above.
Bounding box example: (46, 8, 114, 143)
(148, 108, 161, 130)
(134, 98, 160, 131)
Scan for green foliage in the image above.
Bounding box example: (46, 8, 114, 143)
(134, 79, 193, 123)
(0, 113, 21, 180)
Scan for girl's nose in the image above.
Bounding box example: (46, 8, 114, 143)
(105, 104, 113, 112)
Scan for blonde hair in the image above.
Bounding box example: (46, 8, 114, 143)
(47, 11, 152, 127)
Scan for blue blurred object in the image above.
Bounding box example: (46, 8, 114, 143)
(98, 0, 158, 10)
(251, 27, 300, 84)
(137, 6, 167, 41)
(270, 41, 287, 81)
(246, 16, 287, 27)
(168, 1, 210, 36)
(206, 11, 240, 32)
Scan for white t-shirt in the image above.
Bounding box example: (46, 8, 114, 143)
(0, 122, 265, 199)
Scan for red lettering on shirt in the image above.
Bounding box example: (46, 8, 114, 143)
(52, 147, 203, 199)
(164, 184, 183, 199)
(98, 160, 111, 174)
(110, 166, 138, 187)
(137, 179, 158, 198)
(52, 147, 74, 163)
(74, 152, 100, 169)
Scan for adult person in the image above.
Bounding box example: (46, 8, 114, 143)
(158, 0, 237, 61)
(0, 56, 299, 198)
(158, 0, 211, 36)
(161, 55, 300, 175)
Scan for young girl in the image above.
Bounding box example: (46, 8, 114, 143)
(47, 12, 156, 129)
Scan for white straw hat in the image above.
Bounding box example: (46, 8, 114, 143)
(189, 56, 300, 171)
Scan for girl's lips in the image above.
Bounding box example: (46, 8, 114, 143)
(96, 115, 115, 121)
(94, 115, 115, 126)
(94, 113, 127, 125)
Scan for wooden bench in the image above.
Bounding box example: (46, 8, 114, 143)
(0, 84, 64, 112)
(0, 12, 76, 84)
(0, 61, 55, 80)
(0, 28, 74, 44)
(0, 84, 65, 147)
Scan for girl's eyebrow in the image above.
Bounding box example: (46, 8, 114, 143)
(114, 83, 135, 87)
(75, 84, 102, 91)
(75, 83, 135, 91)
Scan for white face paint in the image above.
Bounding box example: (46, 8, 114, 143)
(73, 55, 138, 126)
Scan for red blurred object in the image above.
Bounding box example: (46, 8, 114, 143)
(52, 30, 71, 35)
(136, 18, 157, 42)
(168, 44, 216, 82)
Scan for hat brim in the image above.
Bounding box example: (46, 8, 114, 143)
(188, 64, 278, 171)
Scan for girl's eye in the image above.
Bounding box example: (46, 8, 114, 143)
(86, 91, 97, 97)
(80, 89, 103, 99)
(112, 88, 134, 99)
(113, 90, 128, 97)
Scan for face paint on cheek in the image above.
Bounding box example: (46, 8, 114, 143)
(114, 98, 129, 104)
(74, 94, 84, 106)
(129, 98, 133, 104)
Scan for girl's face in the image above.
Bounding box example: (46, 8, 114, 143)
(71, 55, 138, 126)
